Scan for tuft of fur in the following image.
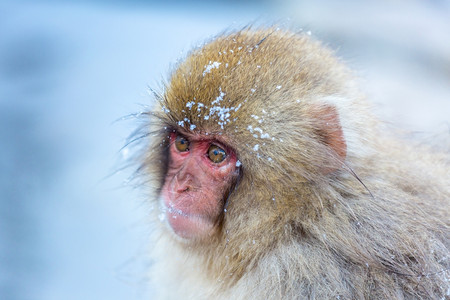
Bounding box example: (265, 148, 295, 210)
(140, 28, 449, 299)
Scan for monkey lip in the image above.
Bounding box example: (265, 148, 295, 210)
(163, 200, 215, 240)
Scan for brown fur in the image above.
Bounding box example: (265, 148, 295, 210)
(140, 28, 450, 299)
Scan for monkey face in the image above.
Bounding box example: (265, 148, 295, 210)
(159, 132, 239, 240)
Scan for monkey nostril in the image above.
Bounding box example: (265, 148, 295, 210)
(174, 172, 198, 193)
(174, 182, 190, 193)
(174, 179, 192, 193)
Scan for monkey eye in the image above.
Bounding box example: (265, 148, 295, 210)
(208, 144, 227, 163)
(175, 135, 190, 152)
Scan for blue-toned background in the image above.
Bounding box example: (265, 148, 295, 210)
(1, 1, 449, 299)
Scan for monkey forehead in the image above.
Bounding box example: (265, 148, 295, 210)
(168, 29, 349, 101)
(162, 30, 354, 136)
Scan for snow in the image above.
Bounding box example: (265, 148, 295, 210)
(247, 125, 271, 140)
(211, 88, 226, 105)
(207, 89, 244, 129)
(203, 61, 221, 76)
(186, 101, 195, 109)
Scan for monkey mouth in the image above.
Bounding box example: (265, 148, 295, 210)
(159, 197, 215, 240)
(166, 204, 190, 218)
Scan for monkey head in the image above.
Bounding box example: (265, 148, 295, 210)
(147, 29, 365, 243)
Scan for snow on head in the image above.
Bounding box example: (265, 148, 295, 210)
(247, 124, 271, 139)
(186, 101, 195, 109)
(203, 61, 221, 76)
(211, 88, 225, 105)
(207, 88, 243, 129)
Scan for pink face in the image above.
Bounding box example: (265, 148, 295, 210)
(160, 132, 239, 240)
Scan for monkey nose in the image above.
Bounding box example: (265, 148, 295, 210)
(174, 173, 198, 193)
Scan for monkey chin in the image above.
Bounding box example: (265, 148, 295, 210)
(158, 196, 216, 241)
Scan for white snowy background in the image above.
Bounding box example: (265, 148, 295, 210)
(0, 0, 449, 299)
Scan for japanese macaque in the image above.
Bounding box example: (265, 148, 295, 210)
(138, 28, 449, 299)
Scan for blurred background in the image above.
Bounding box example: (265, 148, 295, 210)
(0, 0, 449, 299)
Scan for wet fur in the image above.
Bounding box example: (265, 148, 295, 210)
(140, 29, 449, 299)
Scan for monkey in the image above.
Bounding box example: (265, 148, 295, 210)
(136, 28, 450, 299)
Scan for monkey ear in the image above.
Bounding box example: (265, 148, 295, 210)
(314, 105, 347, 174)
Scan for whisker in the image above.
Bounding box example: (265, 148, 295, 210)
(343, 163, 375, 200)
